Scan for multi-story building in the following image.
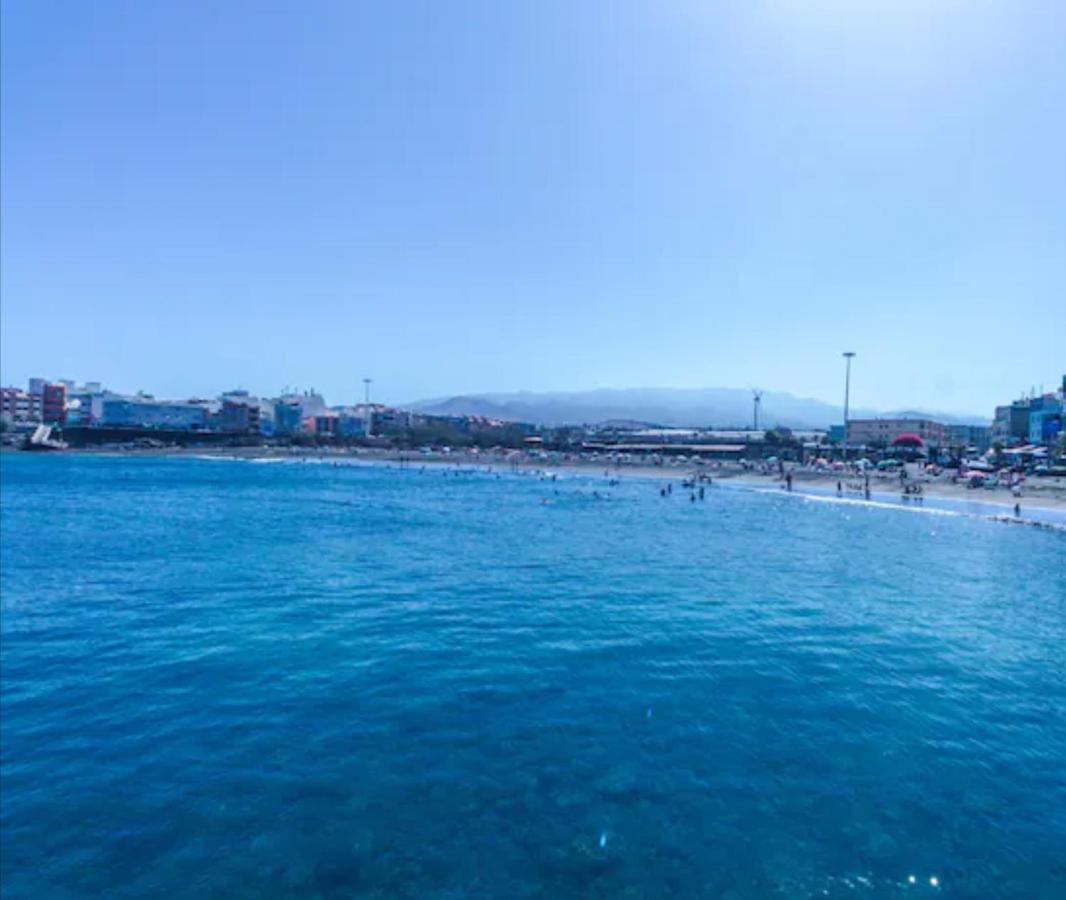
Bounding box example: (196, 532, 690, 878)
(277, 391, 327, 417)
(990, 377, 1065, 448)
(338, 413, 366, 437)
(846, 418, 948, 450)
(313, 415, 339, 437)
(99, 397, 208, 430)
(328, 407, 367, 437)
(255, 398, 275, 435)
(4, 379, 105, 427)
(274, 400, 304, 435)
(220, 399, 261, 434)
(371, 407, 412, 434)
(946, 424, 991, 454)
(41, 383, 67, 425)
(272, 392, 327, 434)
(63, 383, 108, 427)
(0, 387, 42, 423)
(1027, 394, 1062, 446)
(1007, 402, 1031, 443)
(990, 406, 1012, 445)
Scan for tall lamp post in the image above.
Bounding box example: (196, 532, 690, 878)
(842, 352, 856, 460)
(363, 377, 373, 438)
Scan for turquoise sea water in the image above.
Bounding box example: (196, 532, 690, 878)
(1, 453, 1064, 899)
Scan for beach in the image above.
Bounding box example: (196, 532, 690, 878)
(40, 443, 1066, 514)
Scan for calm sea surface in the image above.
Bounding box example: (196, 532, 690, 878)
(2, 454, 1064, 899)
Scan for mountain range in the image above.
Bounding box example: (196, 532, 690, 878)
(408, 388, 989, 430)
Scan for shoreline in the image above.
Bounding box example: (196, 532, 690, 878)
(20, 443, 1064, 519)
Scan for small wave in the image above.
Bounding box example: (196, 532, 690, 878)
(795, 491, 964, 518)
(751, 485, 1066, 533)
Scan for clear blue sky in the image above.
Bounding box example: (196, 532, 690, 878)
(2, 0, 1063, 415)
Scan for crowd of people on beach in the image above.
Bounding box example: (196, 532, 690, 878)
(167, 439, 1066, 522)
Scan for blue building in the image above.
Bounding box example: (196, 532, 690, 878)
(100, 397, 208, 430)
(274, 400, 304, 435)
(946, 424, 992, 453)
(1028, 394, 1062, 445)
(337, 413, 366, 437)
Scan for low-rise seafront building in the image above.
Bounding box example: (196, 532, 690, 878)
(846, 418, 948, 451)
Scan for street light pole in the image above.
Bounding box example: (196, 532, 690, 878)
(363, 378, 373, 438)
(842, 352, 856, 460)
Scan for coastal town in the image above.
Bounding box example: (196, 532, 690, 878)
(2, 376, 1063, 475)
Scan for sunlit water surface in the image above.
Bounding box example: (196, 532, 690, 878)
(2, 454, 1064, 898)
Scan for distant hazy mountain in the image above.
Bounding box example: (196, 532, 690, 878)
(408, 388, 988, 429)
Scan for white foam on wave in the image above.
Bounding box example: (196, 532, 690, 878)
(795, 490, 964, 518)
(743, 484, 1066, 533)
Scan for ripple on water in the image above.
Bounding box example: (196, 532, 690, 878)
(1, 454, 1064, 899)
